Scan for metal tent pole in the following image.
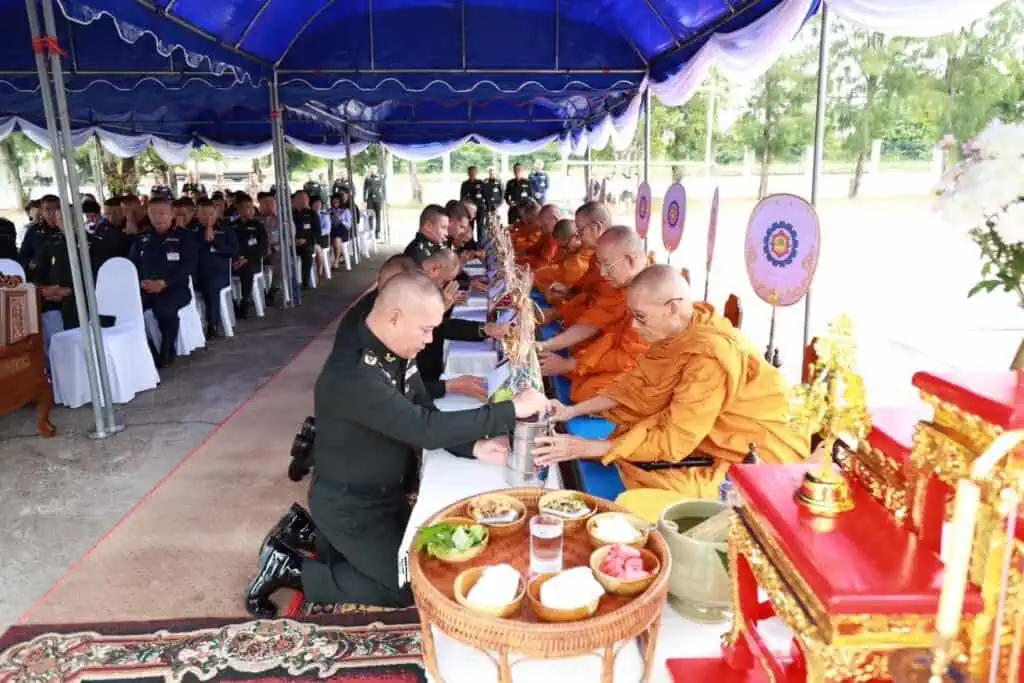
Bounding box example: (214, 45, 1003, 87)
(380, 145, 391, 244)
(642, 87, 651, 251)
(90, 137, 105, 202)
(803, 2, 830, 355)
(342, 126, 357, 253)
(269, 72, 295, 308)
(40, 0, 119, 435)
(25, 0, 107, 437)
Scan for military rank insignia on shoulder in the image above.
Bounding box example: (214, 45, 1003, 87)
(362, 350, 378, 366)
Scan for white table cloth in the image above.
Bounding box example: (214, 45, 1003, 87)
(407, 302, 795, 682)
(464, 263, 486, 278)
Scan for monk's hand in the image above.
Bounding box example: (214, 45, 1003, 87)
(473, 436, 510, 465)
(547, 399, 576, 422)
(538, 350, 575, 376)
(547, 282, 568, 297)
(534, 435, 606, 465)
(483, 322, 510, 339)
(512, 388, 547, 418)
(447, 375, 488, 402)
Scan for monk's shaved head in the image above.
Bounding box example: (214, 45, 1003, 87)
(630, 264, 691, 302)
(627, 264, 694, 342)
(368, 272, 446, 358)
(378, 254, 419, 287)
(575, 201, 612, 248)
(553, 218, 576, 242)
(598, 225, 645, 255)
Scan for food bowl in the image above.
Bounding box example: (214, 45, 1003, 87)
(526, 573, 601, 623)
(586, 512, 651, 549)
(453, 566, 525, 618)
(537, 491, 594, 530)
(467, 493, 527, 537)
(589, 546, 661, 596)
(425, 517, 490, 564)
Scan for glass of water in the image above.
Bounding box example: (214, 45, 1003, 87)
(529, 514, 564, 576)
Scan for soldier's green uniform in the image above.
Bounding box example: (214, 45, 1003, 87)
(459, 177, 487, 242)
(402, 231, 443, 265)
(302, 318, 517, 606)
(483, 176, 503, 217)
(363, 173, 384, 239)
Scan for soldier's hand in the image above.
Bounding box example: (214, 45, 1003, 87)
(446, 375, 488, 402)
(470, 278, 488, 293)
(472, 437, 509, 465)
(512, 388, 547, 419)
(482, 322, 510, 339)
(442, 281, 460, 309)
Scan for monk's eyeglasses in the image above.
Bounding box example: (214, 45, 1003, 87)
(597, 255, 627, 273)
(631, 297, 684, 326)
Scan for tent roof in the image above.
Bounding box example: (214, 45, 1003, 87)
(0, 0, 819, 150)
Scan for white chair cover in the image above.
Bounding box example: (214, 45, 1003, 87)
(49, 257, 160, 408)
(145, 277, 206, 356)
(0, 258, 25, 279)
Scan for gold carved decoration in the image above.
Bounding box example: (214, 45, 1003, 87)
(0, 356, 31, 379)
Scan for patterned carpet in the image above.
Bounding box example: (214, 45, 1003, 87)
(0, 610, 423, 683)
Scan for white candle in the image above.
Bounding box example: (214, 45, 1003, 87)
(935, 479, 982, 638)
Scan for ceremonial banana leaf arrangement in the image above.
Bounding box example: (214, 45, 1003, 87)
(487, 219, 543, 401)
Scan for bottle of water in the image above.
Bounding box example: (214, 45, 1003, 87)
(720, 443, 760, 506)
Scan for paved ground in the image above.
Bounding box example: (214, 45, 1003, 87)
(0, 194, 1018, 631)
(0, 251, 383, 630)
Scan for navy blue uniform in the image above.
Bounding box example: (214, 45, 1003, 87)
(18, 222, 42, 276)
(292, 208, 317, 288)
(0, 220, 16, 261)
(504, 177, 532, 224)
(363, 174, 384, 238)
(86, 218, 127, 277)
(233, 218, 268, 315)
(195, 221, 238, 334)
(130, 227, 197, 366)
(31, 226, 79, 329)
(529, 170, 550, 204)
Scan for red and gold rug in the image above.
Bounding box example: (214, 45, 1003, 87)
(0, 610, 423, 683)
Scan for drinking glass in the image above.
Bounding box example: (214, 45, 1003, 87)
(529, 514, 564, 576)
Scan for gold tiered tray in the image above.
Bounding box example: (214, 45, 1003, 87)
(409, 488, 671, 683)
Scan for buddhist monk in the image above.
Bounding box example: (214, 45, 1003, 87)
(537, 226, 650, 402)
(511, 199, 542, 252)
(516, 204, 562, 269)
(540, 201, 611, 317)
(535, 265, 808, 499)
(532, 219, 582, 292)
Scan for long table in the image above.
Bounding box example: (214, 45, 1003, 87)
(400, 302, 794, 683)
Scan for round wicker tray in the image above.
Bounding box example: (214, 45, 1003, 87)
(410, 487, 671, 682)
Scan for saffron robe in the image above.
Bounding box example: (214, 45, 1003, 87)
(598, 303, 808, 497)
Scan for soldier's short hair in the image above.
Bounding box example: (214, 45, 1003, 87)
(172, 197, 194, 209)
(40, 194, 60, 207)
(103, 197, 122, 208)
(211, 191, 225, 200)
(197, 198, 215, 208)
(444, 199, 459, 212)
(148, 196, 172, 207)
(419, 204, 446, 229)
(468, 165, 477, 173)
(82, 199, 101, 214)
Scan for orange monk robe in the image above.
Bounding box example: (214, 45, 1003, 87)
(558, 276, 618, 327)
(516, 232, 559, 269)
(597, 303, 809, 498)
(568, 312, 649, 403)
(533, 247, 593, 292)
(511, 221, 541, 253)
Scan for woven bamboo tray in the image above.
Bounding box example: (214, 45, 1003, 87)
(410, 487, 671, 682)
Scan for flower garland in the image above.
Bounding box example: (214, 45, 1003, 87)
(936, 120, 1024, 302)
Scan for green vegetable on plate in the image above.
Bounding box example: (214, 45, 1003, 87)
(415, 522, 487, 558)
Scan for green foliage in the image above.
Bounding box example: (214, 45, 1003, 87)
(734, 51, 815, 163)
(970, 225, 1024, 300)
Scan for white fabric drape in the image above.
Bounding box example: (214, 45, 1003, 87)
(286, 135, 371, 159)
(0, 116, 193, 165)
(383, 133, 561, 162)
(827, 0, 1010, 37)
(197, 137, 273, 160)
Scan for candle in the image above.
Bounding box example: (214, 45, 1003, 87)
(934, 479, 982, 638)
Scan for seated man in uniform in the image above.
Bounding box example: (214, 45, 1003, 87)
(537, 226, 649, 403)
(247, 272, 547, 615)
(403, 204, 448, 265)
(194, 198, 238, 338)
(535, 265, 808, 499)
(129, 197, 198, 368)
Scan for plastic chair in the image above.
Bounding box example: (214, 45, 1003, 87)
(251, 271, 266, 317)
(0, 258, 25, 279)
(49, 257, 160, 408)
(144, 277, 206, 357)
(308, 262, 318, 289)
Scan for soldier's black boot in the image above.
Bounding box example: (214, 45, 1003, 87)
(258, 503, 317, 565)
(287, 417, 315, 482)
(245, 537, 303, 618)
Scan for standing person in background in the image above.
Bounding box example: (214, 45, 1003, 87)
(330, 190, 359, 270)
(331, 169, 353, 198)
(483, 167, 502, 229)
(0, 218, 16, 261)
(30, 196, 77, 356)
(459, 166, 487, 243)
(258, 191, 281, 305)
(363, 164, 384, 241)
(504, 163, 531, 225)
(17, 199, 41, 268)
(291, 191, 316, 289)
(530, 159, 550, 204)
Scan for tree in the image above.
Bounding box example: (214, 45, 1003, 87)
(0, 133, 39, 205)
(734, 49, 815, 198)
(830, 24, 927, 198)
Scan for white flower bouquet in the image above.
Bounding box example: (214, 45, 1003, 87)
(936, 120, 1024, 302)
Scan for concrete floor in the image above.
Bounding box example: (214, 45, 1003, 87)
(0, 251, 386, 631)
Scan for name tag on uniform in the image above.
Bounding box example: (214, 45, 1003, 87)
(304, 224, 311, 231)
(248, 237, 257, 246)
(167, 252, 180, 262)
(209, 245, 217, 253)
(405, 363, 418, 381)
